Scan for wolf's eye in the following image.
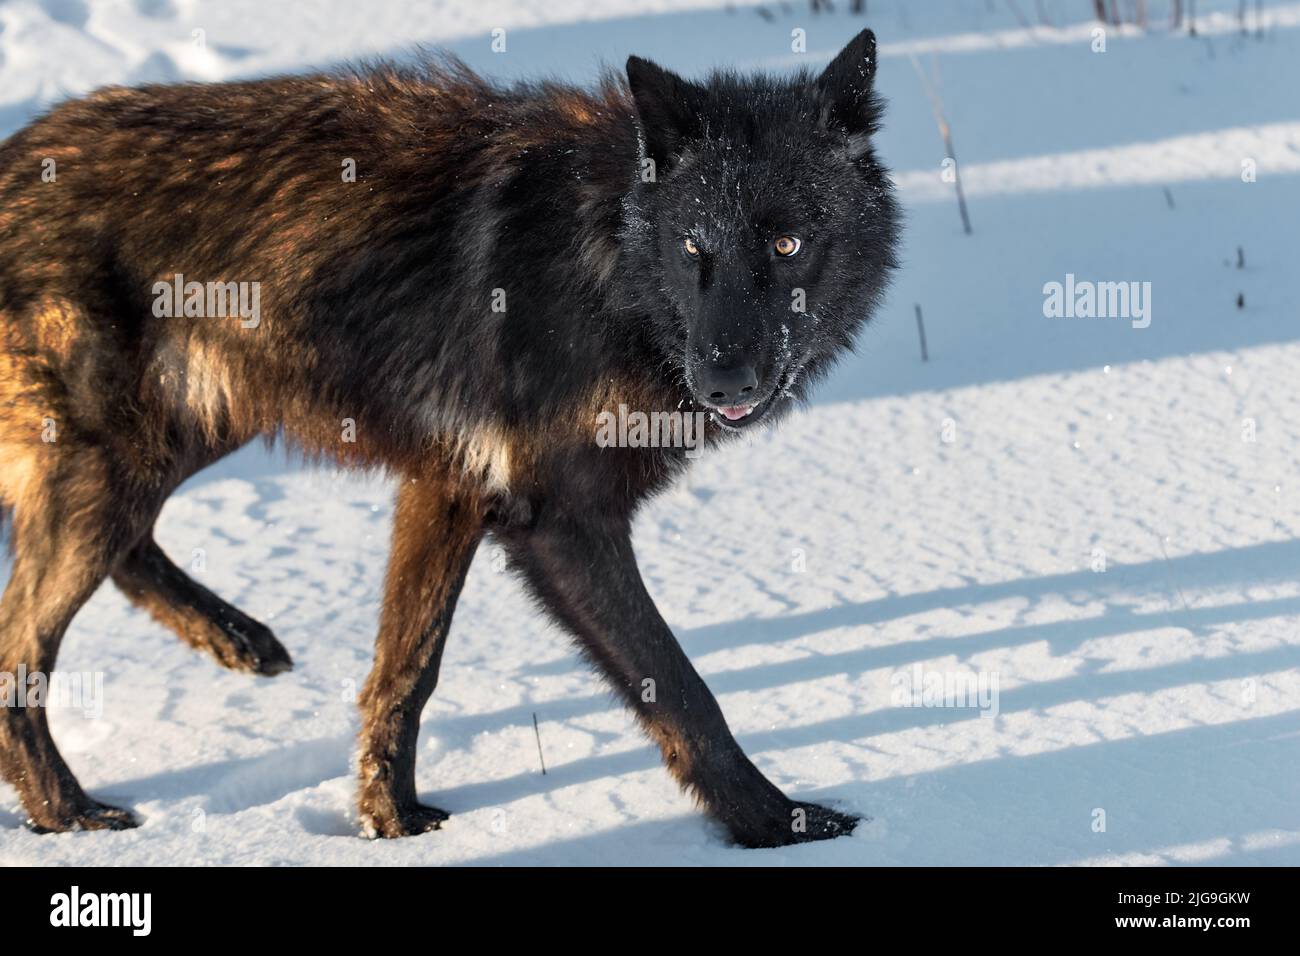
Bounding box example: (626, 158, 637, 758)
(683, 237, 700, 257)
(774, 236, 802, 257)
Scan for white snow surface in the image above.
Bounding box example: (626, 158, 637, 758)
(1, 0, 1298, 865)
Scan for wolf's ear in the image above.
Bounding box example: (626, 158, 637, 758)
(815, 29, 880, 142)
(626, 56, 703, 173)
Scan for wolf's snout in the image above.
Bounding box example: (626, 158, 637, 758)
(697, 363, 758, 406)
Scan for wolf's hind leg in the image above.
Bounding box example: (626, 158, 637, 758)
(0, 449, 164, 832)
(112, 533, 292, 676)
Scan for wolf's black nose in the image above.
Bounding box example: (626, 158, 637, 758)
(698, 364, 758, 405)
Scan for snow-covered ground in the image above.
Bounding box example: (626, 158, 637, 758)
(2, 0, 1298, 865)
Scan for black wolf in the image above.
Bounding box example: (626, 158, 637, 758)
(0, 29, 899, 846)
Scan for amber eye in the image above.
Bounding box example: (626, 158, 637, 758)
(683, 237, 700, 257)
(774, 236, 802, 257)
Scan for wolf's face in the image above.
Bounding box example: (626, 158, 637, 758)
(623, 30, 900, 430)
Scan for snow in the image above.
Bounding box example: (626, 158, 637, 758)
(2, 0, 1299, 865)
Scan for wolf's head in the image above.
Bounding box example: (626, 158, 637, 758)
(621, 30, 900, 430)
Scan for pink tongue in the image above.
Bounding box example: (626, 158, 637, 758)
(719, 406, 750, 421)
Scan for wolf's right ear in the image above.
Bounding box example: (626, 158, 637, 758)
(815, 29, 881, 144)
(626, 56, 703, 174)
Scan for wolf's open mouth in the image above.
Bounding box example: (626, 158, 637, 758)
(707, 395, 771, 430)
(716, 404, 755, 421)
(701, 360, 801, 430)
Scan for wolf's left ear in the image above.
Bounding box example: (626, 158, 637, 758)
(815, 29, 881, 143)
(627, 55, 704, 173)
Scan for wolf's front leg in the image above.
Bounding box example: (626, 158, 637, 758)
(357, 474, 483, 838)
(503, 510, 858, 848)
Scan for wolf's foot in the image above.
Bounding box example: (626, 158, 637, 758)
(728, 800, 861, 849)
(204, 618, 293, 676)
(26, 797, 140, 833)
(361, 801, 450, 839)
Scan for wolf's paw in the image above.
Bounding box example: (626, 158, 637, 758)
(790, 801, 861, 843)
(360, 802, 450, 839)
(729, 801, 861, 849)
(26, 798, 140, 834)
(210, 618, 293, 676)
